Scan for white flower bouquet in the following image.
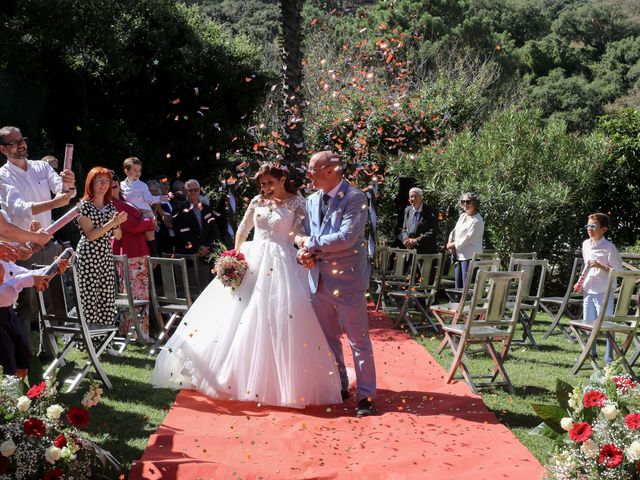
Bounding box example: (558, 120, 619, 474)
(0, 368, 118, 479)
(533, 363, 640, 480)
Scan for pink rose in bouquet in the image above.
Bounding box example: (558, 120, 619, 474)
(215, 249, 248, 289)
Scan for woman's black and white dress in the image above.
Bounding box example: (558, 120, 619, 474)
(76, 199, 117, 341)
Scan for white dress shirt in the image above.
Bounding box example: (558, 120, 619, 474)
(120, 178, 161, 212)
(322, 180, 344, 199)
(0, 160, 64, 230)
(448, 212, 484, 260)
(582, 237, 623, 295)
(0, 260, 48, 307)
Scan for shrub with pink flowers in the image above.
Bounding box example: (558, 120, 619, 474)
(0, 369, 118, 479)
(533, 363, 640, 479)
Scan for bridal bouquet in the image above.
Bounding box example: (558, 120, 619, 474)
(533, 363, 640, 480)
(0, 369, 119, 479)
(214, 249, 248, 289)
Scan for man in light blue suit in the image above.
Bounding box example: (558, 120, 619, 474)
(295, 151, 376, 417)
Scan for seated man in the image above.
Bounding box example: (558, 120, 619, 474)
(398, 187, 439, 254)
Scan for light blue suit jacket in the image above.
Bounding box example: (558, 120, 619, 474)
(304, 180, 371, 294)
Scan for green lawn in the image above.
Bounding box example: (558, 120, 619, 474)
(414, 313, 593, 464)
(61, 346, 178, 476)
(60, 312, 596, 474)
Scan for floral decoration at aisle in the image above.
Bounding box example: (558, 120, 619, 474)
(533, 363, 640, 479)
(0, 368, 118, 479)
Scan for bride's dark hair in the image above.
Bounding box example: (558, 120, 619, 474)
(255, 162, 297, 195)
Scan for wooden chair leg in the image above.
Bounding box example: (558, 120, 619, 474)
(608, 333, 639, 381)
(571, 327, 600, 375)
(485, 340, 514, 394)
(393, 297, 409, 329)
(149, 313, 180, 355)
(414, 300, 440, 332)
(446, 334, 465, 384)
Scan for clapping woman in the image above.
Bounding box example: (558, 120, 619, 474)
(76, 167, 127, 349)
(446, 192, 484, 289)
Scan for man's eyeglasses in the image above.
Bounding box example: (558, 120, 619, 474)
(1, 137, 28, 147)
(186, 188, 200, 193)
(460, 200, 472, 205)
(585, 224, 600, 230)
(307, 165, 327, 173)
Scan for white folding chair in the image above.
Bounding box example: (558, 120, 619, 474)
(389, 253, 443, 334)
(371, 243, 389, 310)
(442, 270, 525, 394)
(148, 257, 193, 355)
(508, 258, 548, 349)
(569, 270, 640, 379)
(38, 263, 118, 392)
(375, 248, 416, 312)
(507, 252, 537, 270)
(162, 252, 203, 300)
(113, 255, 150, 353)
(445, 250, 501, 301)
(542, 257, 584, 341)
(431, 258, 501, 353)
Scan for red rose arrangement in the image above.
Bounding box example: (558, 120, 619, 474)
(0, 374, 119, 479)
(533, 366, 640, 479)
(214, 249, 249, 289)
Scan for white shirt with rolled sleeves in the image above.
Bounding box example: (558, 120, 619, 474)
(0, 260, 48, 307)
(120, 178, 161, 212)
(582, 237, 623, 295)
(0, 160, 65, 230)
(448, 212, 484, 260)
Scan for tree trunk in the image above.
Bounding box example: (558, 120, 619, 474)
(280, 0, 305, 165)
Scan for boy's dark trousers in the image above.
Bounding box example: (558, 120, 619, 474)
(0, 306, 32, 375)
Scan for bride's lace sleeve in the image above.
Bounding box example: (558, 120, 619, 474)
(291, 195, 308, 236)
(235, 196, 259, 249)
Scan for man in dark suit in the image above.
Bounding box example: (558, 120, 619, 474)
(398, 187, 439, 254)
(173, 179, 221, 291)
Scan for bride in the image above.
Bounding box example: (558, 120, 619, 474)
(151, 163, 342, 408)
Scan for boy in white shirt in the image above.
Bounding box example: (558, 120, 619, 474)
(0, 257, 68, 378)
(575, 213, 622, 365)
(120, 157, 167, 252)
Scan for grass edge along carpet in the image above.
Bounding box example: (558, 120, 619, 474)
(129, 310, 544, 480)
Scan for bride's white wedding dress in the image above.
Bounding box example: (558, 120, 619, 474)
(151, 194, 342, 408)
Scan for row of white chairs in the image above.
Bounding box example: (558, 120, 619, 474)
(36, 256, 194, 392)
(372, 246, 640, 393)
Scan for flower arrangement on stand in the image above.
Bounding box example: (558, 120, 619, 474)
(0, 368, 119, 479)
(533, 363, 640, 479)
(213, 249, 248, 289)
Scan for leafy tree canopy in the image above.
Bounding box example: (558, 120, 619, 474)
(0, 0, 272, 181)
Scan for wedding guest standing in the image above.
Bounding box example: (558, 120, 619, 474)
(446, 192, 484, 289)
(398, 187, 439, 254)
(76, 167, 127, 350)
(111, 173, 154, 343)
(0, 126, 75, 357)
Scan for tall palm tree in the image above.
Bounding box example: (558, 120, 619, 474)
(280, 0, 305, 164)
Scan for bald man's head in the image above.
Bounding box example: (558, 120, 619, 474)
(307, 151, 343, 192)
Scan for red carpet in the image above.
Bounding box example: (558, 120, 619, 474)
(129, 311, 544, 479)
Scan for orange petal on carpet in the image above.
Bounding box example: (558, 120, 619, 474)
(129, 310, 544, 479)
